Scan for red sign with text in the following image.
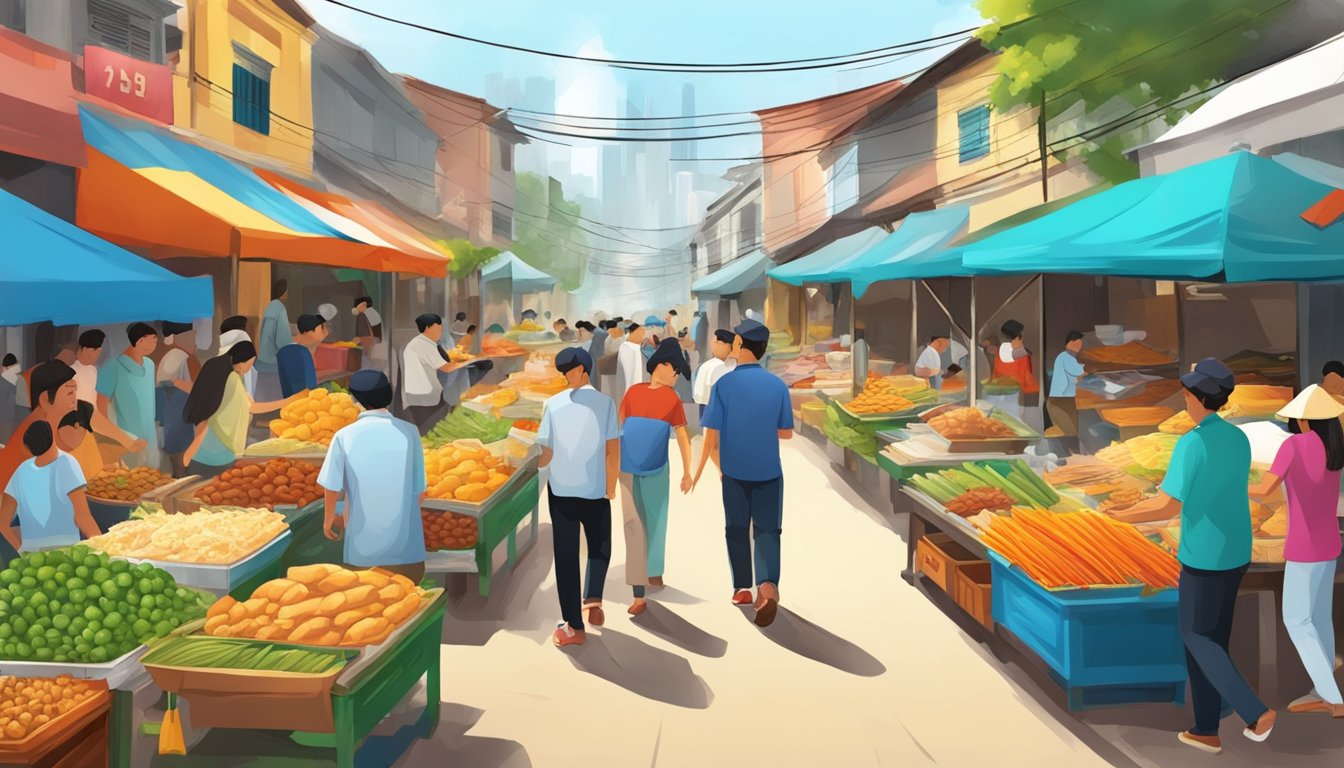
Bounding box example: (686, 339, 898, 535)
(83, 45, 173, 124)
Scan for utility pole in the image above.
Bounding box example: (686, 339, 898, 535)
(1038, 89, 1049, 203)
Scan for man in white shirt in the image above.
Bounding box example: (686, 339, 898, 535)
(71, 330, 105, 404)
(693, 329, 737, 417)
(402, 313, 457, 434)
(914, 332, 963, 391)
(537, 347, 620, 648)
(616, 322, 646, 400)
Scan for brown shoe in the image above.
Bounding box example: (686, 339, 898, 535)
(1244, 709, 1276, 742)
(1177, 732, 1222, 755)
(1289, 698, 1344, 717)
(583, 602, 605, 628)
(552, 624, 585, 648)
(731, 589, 753, 606)
(648, 576, 664, 588)
(628, 598, 648, 616)
(754, 598, 779, 627)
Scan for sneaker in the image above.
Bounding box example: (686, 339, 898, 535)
(552, 623, 585, 648)
(731, 589, 753, 606)
(1244, 709, 1276, 742)
(582, 602, 605, 628)
(1177, 732, 1222, 755)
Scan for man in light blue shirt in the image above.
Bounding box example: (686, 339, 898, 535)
(96, 322, 160, 470)
(318, 370, 427, 581)
(1046, 331, 1086, 442)
(255, 279, 294, 401)
(537, 347, 621, 648)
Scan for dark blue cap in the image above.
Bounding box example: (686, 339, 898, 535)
(646, 337, 690, 379)
(349, 369, 390, 395)
(734, 318, 770, 343)
(1181, 357, 1235, 395)
(555, 346, 593, 375)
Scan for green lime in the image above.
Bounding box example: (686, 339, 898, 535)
(61, 604, 79, 618)
(0, 624, 10, 639)
(69, 617, 86, 634)
(80, 628, 95, 643)
(25, 624, 41, 639)
(55, 588, 68, 602)
(53, 570, 67, 584)
(110, 560, 129, 574)
(69, 589, 87, 604)
(94, 629, 112, 646)
(66, 577, 85, 590)
(103, 612, 123, 629)
(35, 566, 54, 581)
(83, 556, 101, 570)
(34, 604, 48, 619)
(90, 646, 108, 663)
(152, 620, 173, 637)
(34, 647, 53, 661)
(18, 576, 35, 589)
(150, 609, 164, 623)
(14, 642, 31, 658)
(28, 552, 45, 569)
(0, 642, 13, 657)
(137, 578, 153, 595)
(9, 595, 24, 611)
(85, 583, 102, 600)
(83, 606, 103, 622)
(10, 617, 26, 635)
(132, 619, 151, 638)
(0, 569, 17, 584)
(155, 594, 170, 609)
(29, 635, 43, 648)
(75, 566, 90, 579)
(140, 595, 155, 610)
(20, 608, 34, 624)
(52, 615, 69, 631)
(29, 591, 46, 605)
(114, 572, 133, 589)
(92, 567, 110, 583)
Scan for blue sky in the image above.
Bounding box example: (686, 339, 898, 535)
(305, 0, 984, 119)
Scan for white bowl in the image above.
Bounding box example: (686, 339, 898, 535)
(826, 351, 852, 371)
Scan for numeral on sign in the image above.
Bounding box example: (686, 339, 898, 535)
(101, 66, 148, 99)
(134, 72, 146, 97)
(104, 65, 114, 88)
(119, 68, 132, 94)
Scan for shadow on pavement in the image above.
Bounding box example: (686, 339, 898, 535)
(438, 524, 558, 647)
(565, 628, 714, 709)
(632, 602, 728, 657)
(757, 607, 886, 677)
(395, 703, 532, 768)
(649, 585, 707, 606)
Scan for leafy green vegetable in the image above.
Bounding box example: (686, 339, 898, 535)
(423, 408, 515, 447)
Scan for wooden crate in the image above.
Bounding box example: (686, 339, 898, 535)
(915, 533, 980, 595)
(953, 561, 993, 629)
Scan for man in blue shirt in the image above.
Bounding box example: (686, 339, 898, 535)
(1046, 331, 1086, 446)
(1109, 358, 1273, 752)
(96, 323, 159, 470)
(537, 347, 621, 648)
(696, 319, 793, 627)
(318, 370, 426, 582)
(255, 280, 294, 401)
(277, 314, 328, 398)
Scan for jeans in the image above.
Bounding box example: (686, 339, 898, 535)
(1179, 563, 1268, 735)
(548, 488, 611, 631)
(722, 475, 783, 589)
(1283, 559, 1342, 704)
(621, 465, 670, 598)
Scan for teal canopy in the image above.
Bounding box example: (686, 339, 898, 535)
(842, 206, 972, 297)
(481, 251, 557, 294)
(766, 228, 889, 286)
(692, 249, 770, 297)
(961, 152, 1344, 283)
(0, 188, 212, 326)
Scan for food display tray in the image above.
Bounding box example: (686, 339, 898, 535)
(0, 645, 149, 690)
(0, 684, 110, 764)
(116, 530, 292, 593)
(422, 464, 537, 518)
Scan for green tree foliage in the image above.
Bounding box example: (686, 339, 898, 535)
(976, 0, 1290, 181)
(510, 172, 589, 291)
(440, 238, 500, 278)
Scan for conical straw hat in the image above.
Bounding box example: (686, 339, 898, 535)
(1277, 384, 1344, 420)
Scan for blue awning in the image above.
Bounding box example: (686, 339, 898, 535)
(692, 249, 770, 297)
(961, 151, 1344, 283)
(481, 251, 558, 294)
(842, 206, 972, 297)
(766, 228, 890, 286)
(0, 188, 212, 326)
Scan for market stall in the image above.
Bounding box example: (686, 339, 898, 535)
(691, 249, 770, 335)
(481, 251, 559, 332)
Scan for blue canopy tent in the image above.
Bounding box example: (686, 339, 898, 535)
(842, 206, 972, 298)
(691, 249, 771, 297)
(0, 188, 212, 326)
(481, 251, 559, 324)
(766, 228, 890, 286)
(960, 152, 1344, 282)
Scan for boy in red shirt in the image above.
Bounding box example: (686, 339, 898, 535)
(619, 338, 693, 615)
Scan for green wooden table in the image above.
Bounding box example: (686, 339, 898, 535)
(425, 471, 541, 597)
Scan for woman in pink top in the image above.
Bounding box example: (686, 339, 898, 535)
(1250, 385, 1344, 717)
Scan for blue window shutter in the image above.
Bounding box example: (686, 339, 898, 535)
(231, 63, 271, 135)
(958, 105, 991, 163)
(257, 78, 271, 135)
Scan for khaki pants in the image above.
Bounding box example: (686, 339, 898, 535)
(620, 465, 670, 591)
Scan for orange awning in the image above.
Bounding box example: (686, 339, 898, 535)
(255, 169, 450, 275)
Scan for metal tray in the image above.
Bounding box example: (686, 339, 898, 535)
(0, 644, 149, 690)
(421, 464, 537, 519)
(117, 530, 292, 593)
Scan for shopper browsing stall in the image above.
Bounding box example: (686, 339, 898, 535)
(693, 330, 736, 418)
(1046, 331, 1087, 443)
(353, 297, 384, 367)
(182, 342, 304, 478)
(319, 370, 427, 582)
(402, 314, 459, 434)
(1, 420, 100, 552)
(277, 314, 329, 398)
(96, 322, 160, 470)
(695, 319, 793, 628)
(619, 338, 694, 616)
(537, 347, 620, 648)
(255, 280, 294, 400)
(157, 321, 200, 476)
(219, 316, 256, 396)
(0, 363, 128, 493)
(1248, 385, 1344, 717)
(1113, 358, 1274, 753)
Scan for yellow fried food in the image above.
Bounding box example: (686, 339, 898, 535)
(271, 390, 360, 445)
(86, 508, 288, 564)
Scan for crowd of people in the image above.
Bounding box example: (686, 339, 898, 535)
(2, 295, 1342, 750)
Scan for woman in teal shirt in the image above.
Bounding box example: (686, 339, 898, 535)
(182, 342, 302, 478)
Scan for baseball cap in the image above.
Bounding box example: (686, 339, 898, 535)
(1181, 357, 1235, 395)
(555, 347, 593, 375)
(733, 318, 770, 343)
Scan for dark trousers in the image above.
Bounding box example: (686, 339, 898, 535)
(722, 475, 783, 590)
(1180, 563, 1268, 735)
(548, 488, 612, 631)
(186, 460, 232, 480)
(406, 403, 450, 435)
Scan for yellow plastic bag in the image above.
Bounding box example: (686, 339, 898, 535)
(158, 693, 186, 756)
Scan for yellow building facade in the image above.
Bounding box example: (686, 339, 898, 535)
(173, 0, 316, 173)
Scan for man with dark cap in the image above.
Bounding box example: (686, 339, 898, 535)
(318, 369, 427, 582)
(617, 338, 693, 616)
(1111, 358, 1274, 752)
(694, 318, 793, 627)
(537, 347, 620, 648)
